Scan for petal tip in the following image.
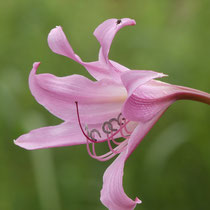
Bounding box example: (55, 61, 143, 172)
(130, 19, 136, 25)
(159, 72, 168, 77)
(135, 197, 142, 204)
(14, 132, 37, 150)
(31, 62, 40, 74)
(49, 26, 61, 34)
(14, 137, 36, 151)
(47, 26, 63, 46)
(33, 62, 41, 69)
(122, 18, 136, 26)
(13, 139, 28, 150)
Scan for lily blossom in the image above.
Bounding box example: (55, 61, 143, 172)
(15, 18, 210, 210)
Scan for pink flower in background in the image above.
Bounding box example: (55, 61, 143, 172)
(15, 18, 210, 210)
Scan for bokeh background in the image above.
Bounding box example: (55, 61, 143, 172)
(0, 0, 210, 209)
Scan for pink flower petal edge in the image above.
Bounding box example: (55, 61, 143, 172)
(101, 151, 141, 210)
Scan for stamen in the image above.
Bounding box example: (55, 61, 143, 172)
(108, 118, 118, 131)
(102, 121, 112, 134)
(123, 123, 133, 135)
(107, 132, 120, 154)
(87, 137, 118, 161)
(111, 138, 121, 146)
(75, 101, 131, 143)
(86, 137, 128, 162)
(75, 101, 132, 162)
(89, 129, 101, 141)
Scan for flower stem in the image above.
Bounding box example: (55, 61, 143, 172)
(176, 86, 210, 105)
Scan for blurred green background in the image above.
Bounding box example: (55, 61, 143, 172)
(0, 0, 209, 209)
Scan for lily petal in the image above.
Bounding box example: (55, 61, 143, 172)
(29, 63, 126, 124)
(48, 26, 82, 62)
(100, 110, 166, 210)
(94, 18, 136, 63)
(100, 151, 141, 210)
(14, 122, 86, 150)
(14, 117, 125, 150)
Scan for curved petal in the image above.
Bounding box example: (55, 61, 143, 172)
(94, 18, 136, 63)
(100, 151, 141, 210)
(100, 111, 166, 210)
(14, 122, 85, 150)
(29, 63, 126, 124)
(48, 26, 82, 62)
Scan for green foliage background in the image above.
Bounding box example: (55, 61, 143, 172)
(0, 0, 209, 209)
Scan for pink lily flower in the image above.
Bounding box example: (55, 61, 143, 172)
(15, 18, 210, 210)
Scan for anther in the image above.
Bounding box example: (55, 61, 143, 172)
(89, 129, 101, 142)
(109, 118, 118, 132)
(102, 121, 112, 134)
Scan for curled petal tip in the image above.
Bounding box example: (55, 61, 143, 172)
(135, 197, 142, 204)
(130, 19, 136, 25)
(47, 25, 80, 61)
(47, 26, 62, 44)
(119, 18, 136, 27)
(33, 62, 41, 70)
(119, 18, 136, 25)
